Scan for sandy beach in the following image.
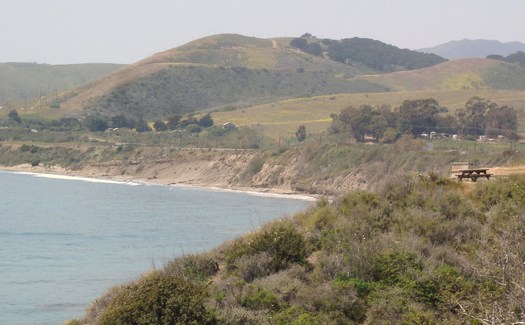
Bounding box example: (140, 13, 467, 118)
(0, 163, 318, 201)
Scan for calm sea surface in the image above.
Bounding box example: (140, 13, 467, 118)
(0, 171, 311, 325)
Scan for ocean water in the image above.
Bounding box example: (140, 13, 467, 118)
(0, 171, 312, 325)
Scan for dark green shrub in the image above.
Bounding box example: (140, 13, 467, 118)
(274, 306, 319, 325)
(333, 273, 370, 298)
(19, 144, 40, 153)
(249, 222, 307, 272)
(98, 272, 215, 325)
(241, 286, 279, 311)
(475, 175, 525, 211)
(371, 250, 422, 285)
(242, 156, 266, 178)
(164, 253, 219, 281)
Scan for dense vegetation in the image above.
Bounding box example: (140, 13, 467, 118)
(89, 65, 387, 119)
(330, 97, 519, 142)
(488, 51, 525, 65)
(290, 35, 446, 72)
(71, 174, 525, 324)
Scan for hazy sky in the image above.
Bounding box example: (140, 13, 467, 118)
(1, 0, 524, 64)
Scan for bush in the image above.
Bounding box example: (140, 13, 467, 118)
(475, 175, 525, 211)
(235, 252, 274, 282)
(242, 156, 266, 179)
(97, 271, 215, 325)
(241, 286, 280, 311)
(164, 253, 219, 281)
(249, 222, 308, 272)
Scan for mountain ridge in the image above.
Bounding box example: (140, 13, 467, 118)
(419, 39, 525, 59)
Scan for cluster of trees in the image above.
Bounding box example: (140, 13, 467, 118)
(488, 51, 525, 65)
(289, 35, 446, 72)
(85, 113, 214, 133)
(326, 38, 446, 71)
(330, 97, 518, 142)
(290, 37, 323, 57)
(84, 115, 151, 132)
(3, 109, 214, 134)
(151, 113, 213, 133)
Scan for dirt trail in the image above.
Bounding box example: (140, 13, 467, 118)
(488, 165, 525, 176)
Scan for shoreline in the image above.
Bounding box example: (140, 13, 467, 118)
(0, 164, 319, 202)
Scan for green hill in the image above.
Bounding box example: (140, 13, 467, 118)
(290, 35, 447, 71)
(354, 58, 525, 91)
(59, 34, 388, 119)
(0, 62, 125, 104)
(35, 34, 525, 126)
(212, 58, 525, 141)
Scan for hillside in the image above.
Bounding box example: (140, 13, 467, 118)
(57, 34, 449, 120)
(419, 39, 525, 59)
(290, 35, 446, 72)
(58, 34, 382, 119)
(354, 58, 525, 92)
(0, 62, 125, 104)
(212, 58, 525, 140)
(73, 172, 525, 324)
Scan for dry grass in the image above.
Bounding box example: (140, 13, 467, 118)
(212, 89, 525, 140)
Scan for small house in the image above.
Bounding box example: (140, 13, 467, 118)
(223, 122, 237, 130)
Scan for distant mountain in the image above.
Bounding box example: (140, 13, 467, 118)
(0, 62, 125, 104)
(419, 39, 525, 59)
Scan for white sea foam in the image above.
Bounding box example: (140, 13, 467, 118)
(169, 183, 317, 201)
(12, 171, 141, 186)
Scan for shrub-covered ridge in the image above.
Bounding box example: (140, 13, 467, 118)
(74, 174, 525, 324)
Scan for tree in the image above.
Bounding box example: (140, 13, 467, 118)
(153, 120, 168, 131)
(457, 97, 492, 136)
(198, 113, 213, 128)
(178, 116, 198, 129)
(83, 116, 108, 132)
(111, 114, 131, 128)
(296, 125, 306, 142)
(485, 104, 518, 138)
(135, 118, 151, 132)
(166, 115, 181, 130)
(397, 98, 441, 136)
(331, 105, 388, 142)
(350, 105, 387, 142)
(8, 109, 21, 123)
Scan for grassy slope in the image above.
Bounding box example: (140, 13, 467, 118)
(213, 88, 525, 140)
(58, 34, 375, 118)
(0, 62, 125, 103)
(213, 58, 525, 140)
(76, 173, 525, 324)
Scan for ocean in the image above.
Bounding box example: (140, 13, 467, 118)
(0, 171, 312, 325)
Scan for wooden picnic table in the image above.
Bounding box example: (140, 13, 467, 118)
(456, 168, 493, 182)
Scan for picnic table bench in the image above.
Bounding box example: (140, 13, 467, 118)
(456, 168, 493, 182)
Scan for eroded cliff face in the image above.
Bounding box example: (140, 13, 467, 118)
(2, 144, 368, 195)
(3, 142, 470, 196)
(78, 147, 373, 195)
